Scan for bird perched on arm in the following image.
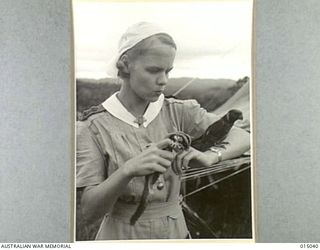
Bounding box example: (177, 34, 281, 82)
(191, 109, 243, 151)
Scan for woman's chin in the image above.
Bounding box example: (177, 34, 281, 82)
(146, 93, 162, 102)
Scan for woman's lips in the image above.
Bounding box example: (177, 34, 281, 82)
(154, 90, 163, 95)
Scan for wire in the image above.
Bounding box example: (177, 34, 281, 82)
(183, 165, 250, 199)
(182, 156, 250, 181)
(172, 78, 196, 97)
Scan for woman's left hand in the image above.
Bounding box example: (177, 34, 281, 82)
(175, 147, 219, 171)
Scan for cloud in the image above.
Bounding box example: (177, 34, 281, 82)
(74, 1, 252, 79)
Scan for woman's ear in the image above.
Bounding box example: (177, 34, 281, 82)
(116, 54, 130, 74)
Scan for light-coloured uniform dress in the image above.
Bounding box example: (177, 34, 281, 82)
(76, 93, 219, 240)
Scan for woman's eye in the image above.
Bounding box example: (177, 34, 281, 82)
(147, 68, 161, 74)
(146, 67, 172, 74)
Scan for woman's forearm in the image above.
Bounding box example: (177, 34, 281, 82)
(205, 126, 250, 162)
(81, 167, 132, 223)
(80, 140, 175, 224)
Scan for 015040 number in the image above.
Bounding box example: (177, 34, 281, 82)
(300, 244, 319, 248)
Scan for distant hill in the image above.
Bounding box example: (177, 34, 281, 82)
(76, 76, 248, 114)
(77, 78, 120, 113)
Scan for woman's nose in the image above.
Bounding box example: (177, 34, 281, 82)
(157, 72, 168, 86)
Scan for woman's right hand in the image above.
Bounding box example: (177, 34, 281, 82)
(122, 138, 175, 177)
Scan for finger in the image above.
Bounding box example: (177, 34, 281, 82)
(157, 149, 175, 161)
(153, 156, 172, 169)
(172, 159, 182, 176)
(182, 150, 197, 170)
(175, 149, 191, 171)
(155, 138, 174, 150)
(143, 152, 172, 168)
(151, 164, 167, 174)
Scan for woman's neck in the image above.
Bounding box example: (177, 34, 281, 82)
(117, 86, 149, 118)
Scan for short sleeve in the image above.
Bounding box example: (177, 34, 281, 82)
(76, 121, 106, 188)
(182, 99, 220, 139)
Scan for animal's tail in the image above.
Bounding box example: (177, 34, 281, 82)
(130, 175, 151, 225)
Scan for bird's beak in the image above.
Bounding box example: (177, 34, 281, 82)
(239, 113, 244, 120)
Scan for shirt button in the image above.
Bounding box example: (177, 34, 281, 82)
(157, 182, 164, 190)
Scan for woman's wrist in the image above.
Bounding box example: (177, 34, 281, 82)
(208, 147, 223, 163)
(204, 147, 223, 165)
(120, 164, 134, 180)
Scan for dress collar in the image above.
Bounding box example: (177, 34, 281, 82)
(102, 92, 164, 128)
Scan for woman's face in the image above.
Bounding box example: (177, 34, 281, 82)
(126, 39, 176, 103)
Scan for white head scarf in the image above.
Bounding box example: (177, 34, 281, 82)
(106, 22, 171, 78)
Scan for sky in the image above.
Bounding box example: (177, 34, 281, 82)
(73, 1, 253, 80)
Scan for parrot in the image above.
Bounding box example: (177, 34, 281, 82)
(191, 109, 243, 151)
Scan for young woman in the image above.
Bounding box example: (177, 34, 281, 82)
(76, 22, 250, 240)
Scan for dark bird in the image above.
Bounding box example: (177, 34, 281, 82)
(191, 109, 243, 151)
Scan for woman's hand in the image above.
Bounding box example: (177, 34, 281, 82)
(175, 127, 250, 171)
(122, 138, 175, 178)
(175, 147, 219, 171)
(81, 140, 174, 223)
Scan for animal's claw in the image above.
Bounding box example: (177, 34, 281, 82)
(166, 132, 191, 176)
(214, 142, 229, 149)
